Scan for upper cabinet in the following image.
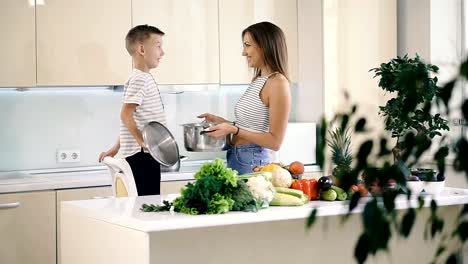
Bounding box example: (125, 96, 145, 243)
(133, 0, 219, 85)
(36, 0, 132, 86)
(219, 0, 298, 84)
(0, 1, 36, 87)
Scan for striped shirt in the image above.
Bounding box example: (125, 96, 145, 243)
(234, 74, 275, 133)
(120, 69, 166, 158)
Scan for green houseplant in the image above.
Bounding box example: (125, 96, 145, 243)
(309, 54, 467, 264)
(369, 54, 450, 164)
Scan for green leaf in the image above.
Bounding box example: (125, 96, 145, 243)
(446, 253, 458, 264)
(430, 199, 438, 215)
(383, 190, 398, 213)
(400, 208, 416, 237)
(306, 208, 317, 229)
(349, 191, 361, 213)
(357, 140, 373, 167)
(355, 118, 367, 132)
(316, 118, 328, 169)
(463, 99, 468, 121)
(455, 221, 468, 242)
(354, 233, 371, 264)
(438, 80, 455, 113)
(340, 114, 350, 132)
(418, 196, 425, 210)
(431, 218, 444, 239)
(435, 245, 446, 258)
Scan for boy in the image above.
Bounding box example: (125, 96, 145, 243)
(99, 25, 166, 196)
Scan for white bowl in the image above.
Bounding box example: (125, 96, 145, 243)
(423, 181, 445, 195)
(406, 181, 424, 195)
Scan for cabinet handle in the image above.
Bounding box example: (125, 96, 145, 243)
(0, 202, 20, 209)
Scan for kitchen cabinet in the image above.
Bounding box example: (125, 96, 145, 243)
(0, 1, 36, 87)
(56, 186, 113, 264)
(0, 191, 56, 264)
(219, 0, 298, 84)
(132, 0, 219, 84)
(36, 0, 132, 86)
(161, 180, 193, 195)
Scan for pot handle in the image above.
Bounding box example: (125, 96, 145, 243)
(200, 130, 216, 135)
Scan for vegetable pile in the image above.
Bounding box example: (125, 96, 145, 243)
(141, 159, 275, 215)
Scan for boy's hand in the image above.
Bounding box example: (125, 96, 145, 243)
(98, 145, 119, 162)
(197, 113, 227, 124)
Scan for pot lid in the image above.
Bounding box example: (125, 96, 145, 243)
(142, 122, 179, 166)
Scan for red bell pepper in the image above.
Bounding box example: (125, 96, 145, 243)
(299, 179, 312, 200)
(290, 179, 319, 200)
(308, 179, 319, 200)
(291, 180, 303, 192)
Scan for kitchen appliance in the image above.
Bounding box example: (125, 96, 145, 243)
(142, 121, 180, 166)
(182, 122, 228, 152)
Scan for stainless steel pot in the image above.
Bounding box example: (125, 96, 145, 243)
(182, 122, 228, 152)
(160, 155, 188, 172)
(142, 121, 179, 166)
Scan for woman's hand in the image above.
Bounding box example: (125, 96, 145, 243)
(206, 123, 237, 139)
(197, 113, 228, 124)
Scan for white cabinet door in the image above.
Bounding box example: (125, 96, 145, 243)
(0, 191, 56, 264)
(56, 186, 113, 264)
(0, 0, 35, 87)
(36, 0, 132, 86)
(219, 0, 298, 84)
(133, 0, 219, 84)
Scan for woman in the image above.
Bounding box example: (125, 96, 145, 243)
(198, 21, 291, 174)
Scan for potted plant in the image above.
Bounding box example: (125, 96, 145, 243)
(370, 54, 450, 166)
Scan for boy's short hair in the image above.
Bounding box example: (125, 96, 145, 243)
(125, 25, 165, 55)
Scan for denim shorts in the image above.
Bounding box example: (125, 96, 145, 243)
(226, 144, 272, 174)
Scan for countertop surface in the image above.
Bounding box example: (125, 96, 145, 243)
(62, 187, 468, 233)
(0, 163, 321, 194)
(0, 168, 196, 194)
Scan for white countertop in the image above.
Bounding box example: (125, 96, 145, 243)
(0, 169, 196, 194)
(0, 163, 322, 194)
(62, 187, 468, 233)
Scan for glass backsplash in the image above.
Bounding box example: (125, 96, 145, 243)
(0, 84, 301, 171)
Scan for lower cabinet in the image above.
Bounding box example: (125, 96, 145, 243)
(56, 186, 113, 264)
(0, 182, 190, 264)
(0, 191, 56, 264)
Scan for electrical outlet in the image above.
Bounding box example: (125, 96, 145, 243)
(56, 149, 81, 163)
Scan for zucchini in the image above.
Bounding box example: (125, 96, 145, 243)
(275, 187, 304, 199)
(331, 186, 347, 201)
(270, 193, 304, 206)
(238, 171, 272, 182)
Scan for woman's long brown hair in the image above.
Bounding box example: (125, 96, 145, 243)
(242, 22, 289, 81)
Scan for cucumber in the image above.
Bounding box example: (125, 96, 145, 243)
(275, 187, 304, 199)
(321, 189, 337, 201)
(331, 186, 347, 201)
(270, 193, 304, 206)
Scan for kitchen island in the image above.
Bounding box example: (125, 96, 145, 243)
(61, 188, 468, 264)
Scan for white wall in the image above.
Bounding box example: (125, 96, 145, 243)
(323, 0, 397, 173)
(398, 0, 466, 164)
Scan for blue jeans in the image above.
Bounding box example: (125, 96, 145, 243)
(226, 144, 272, 174)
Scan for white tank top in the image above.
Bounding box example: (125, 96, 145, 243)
(234, 73, 275, 133)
